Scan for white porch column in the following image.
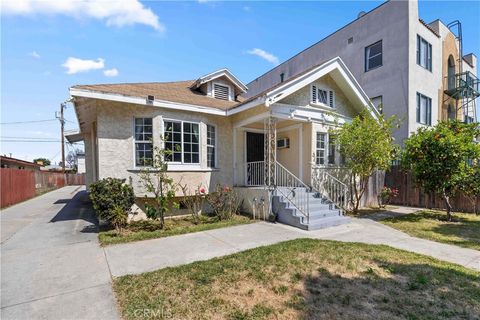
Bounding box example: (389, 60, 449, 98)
(233, 127, 237, 186)
(298, 123, 303, 181)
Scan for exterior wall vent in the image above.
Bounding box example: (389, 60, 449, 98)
(146, 95, 155, 104)
(213, 84, 229, 100)
(348, 37, 354, 44)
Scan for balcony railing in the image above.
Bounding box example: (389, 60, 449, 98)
(444, 71, 480, 99)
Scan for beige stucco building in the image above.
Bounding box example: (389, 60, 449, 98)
(68, 58, 379, 230)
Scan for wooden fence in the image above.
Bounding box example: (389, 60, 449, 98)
(384, 165, 479, 213)
(1, 168, 85, 208)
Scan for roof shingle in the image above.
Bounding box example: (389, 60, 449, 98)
(72, 80, 244, 111)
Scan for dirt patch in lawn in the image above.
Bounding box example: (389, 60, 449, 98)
(114, 239, 480, 319)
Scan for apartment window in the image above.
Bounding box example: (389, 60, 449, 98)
(134, 118, 153, 166)
(207, 124, 216, 168)
(316, 133, 326, 165)
(311, 85, 335, 108)
(328, 135, 336, 165)
(371, 96, 383, 113)
(365, 40, 383, 71)
(164, 120, 200, 164)
(464, 115, 474, 124)
(417, 35, 432, 71)
(213, 84, 229, 100)
(416, 93, 432, 125)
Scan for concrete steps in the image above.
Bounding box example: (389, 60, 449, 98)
(272, 189, 350, 231)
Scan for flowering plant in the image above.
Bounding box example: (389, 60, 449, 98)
(180, 184, 207, 224)
(379, 186, 399, 208)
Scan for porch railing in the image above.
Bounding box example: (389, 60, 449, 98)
(311, 166, 350, 210)
(245, 161, 265, 186)
(275, 161, 311, 224)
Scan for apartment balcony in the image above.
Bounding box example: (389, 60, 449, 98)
(444, 71, 480, 100)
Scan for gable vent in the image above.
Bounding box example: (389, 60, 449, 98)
(213, 84, 229, 100)
(329, 91, 334, 108)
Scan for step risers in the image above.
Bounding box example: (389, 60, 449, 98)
(272, 195, 349, 231)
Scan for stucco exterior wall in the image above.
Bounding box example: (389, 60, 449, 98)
(94, 100, 234, 196)
(407, 2, 442, 135)
(245, 0, 411, 143)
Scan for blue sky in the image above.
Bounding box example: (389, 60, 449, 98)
(1, 0, 479, 163)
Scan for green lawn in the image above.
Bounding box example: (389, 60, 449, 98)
(381, 210, 480, 251)
(114, 239, 479, 320)
(99, 215, 253, 246)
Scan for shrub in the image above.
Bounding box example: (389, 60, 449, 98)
(206, 185, 240, 220)
(89, 178, 135, 231)
(180, 184, 207, 224)
(378, 186, 399, 208)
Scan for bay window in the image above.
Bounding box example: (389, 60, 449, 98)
(164, 120, 200, 164)
(134, 118, 153, 166)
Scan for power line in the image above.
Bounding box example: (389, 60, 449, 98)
(0, 119, 58, 125)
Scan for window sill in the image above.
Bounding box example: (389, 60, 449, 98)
(128, 166, 220, 172)
(309, 103, 335, 110)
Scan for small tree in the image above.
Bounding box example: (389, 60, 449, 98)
(460, 164, 480, 215)
(402, 120, 480, 221)
(336, 110, 399, 213)
(138, 144, 177, 229)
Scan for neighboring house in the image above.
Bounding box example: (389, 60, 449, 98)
(245, 0, 478, 145)
(67, 57, 379, 230)
(0, 156, 41, 171)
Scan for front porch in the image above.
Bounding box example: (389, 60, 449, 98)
(231, 109, 351, 230)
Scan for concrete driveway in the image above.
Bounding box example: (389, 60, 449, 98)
(1, 186, 118, 320)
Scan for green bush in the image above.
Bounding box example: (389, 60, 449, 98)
(88, 178, 135, 231)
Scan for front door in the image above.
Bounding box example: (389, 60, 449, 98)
(246, 132, 264, 185)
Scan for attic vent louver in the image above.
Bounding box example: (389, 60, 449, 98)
(147, 95, 155, 104)
(213, 84, 229, 100)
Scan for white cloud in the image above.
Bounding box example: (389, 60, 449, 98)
(103, 68, 119, 77)
(246, 48, 279, 65)
(1, 0, 165, 32)
(62, 57, 105, 74)
(29, 51, 40, 58)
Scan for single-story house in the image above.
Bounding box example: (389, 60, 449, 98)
(67, 57, 380, 230)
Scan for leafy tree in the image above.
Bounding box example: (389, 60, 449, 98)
(138, 144, 178, 229)
(33, 158, 50, 166)
(402, 120, 480, 221)
(88, 178, 135, 233)
(336, 110, 399, 213)
(460, 162, 480, 215)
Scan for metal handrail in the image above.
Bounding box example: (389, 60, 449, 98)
(245, 161, 265, 186)
(311, 166, 350, 211)
(275, 161, 310, 224)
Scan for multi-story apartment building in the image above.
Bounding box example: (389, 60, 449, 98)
(245, 0, 478, 144)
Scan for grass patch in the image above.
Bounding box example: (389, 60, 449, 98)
(114, 239, 480, 319)
(381, 210, 480, 251)
(99, 215, 253, 246)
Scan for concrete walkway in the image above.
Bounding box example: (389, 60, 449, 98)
(1, 186, 119, 320)
(105, 212, 480, 277)
(2, 188, 479, 320)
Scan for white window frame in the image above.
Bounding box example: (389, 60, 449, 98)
(315, 132, 327, 165)
(206, 124, 217, 168)
(133, 117, 153, 168)
(163, 119, 201, 165)
(311, 85, 335, 109)
(212, 81, 232, 101)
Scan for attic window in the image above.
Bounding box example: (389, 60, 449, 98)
(280, 73, 285, 83)
(213, 84, 229, 100)
(311, 85, 335, 108)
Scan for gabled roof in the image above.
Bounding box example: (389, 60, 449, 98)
(71, 80, 243, 111)
(229, 57, 380, 119)
(190, 68, 248, 93)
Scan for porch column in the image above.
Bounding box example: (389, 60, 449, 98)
(264, 116, 277, 189)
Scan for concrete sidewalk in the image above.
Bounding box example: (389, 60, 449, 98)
(1, 186, 119, 320)
(105, 215, 480, 277)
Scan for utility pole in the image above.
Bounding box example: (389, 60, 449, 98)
(56, 103, 66, 173)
